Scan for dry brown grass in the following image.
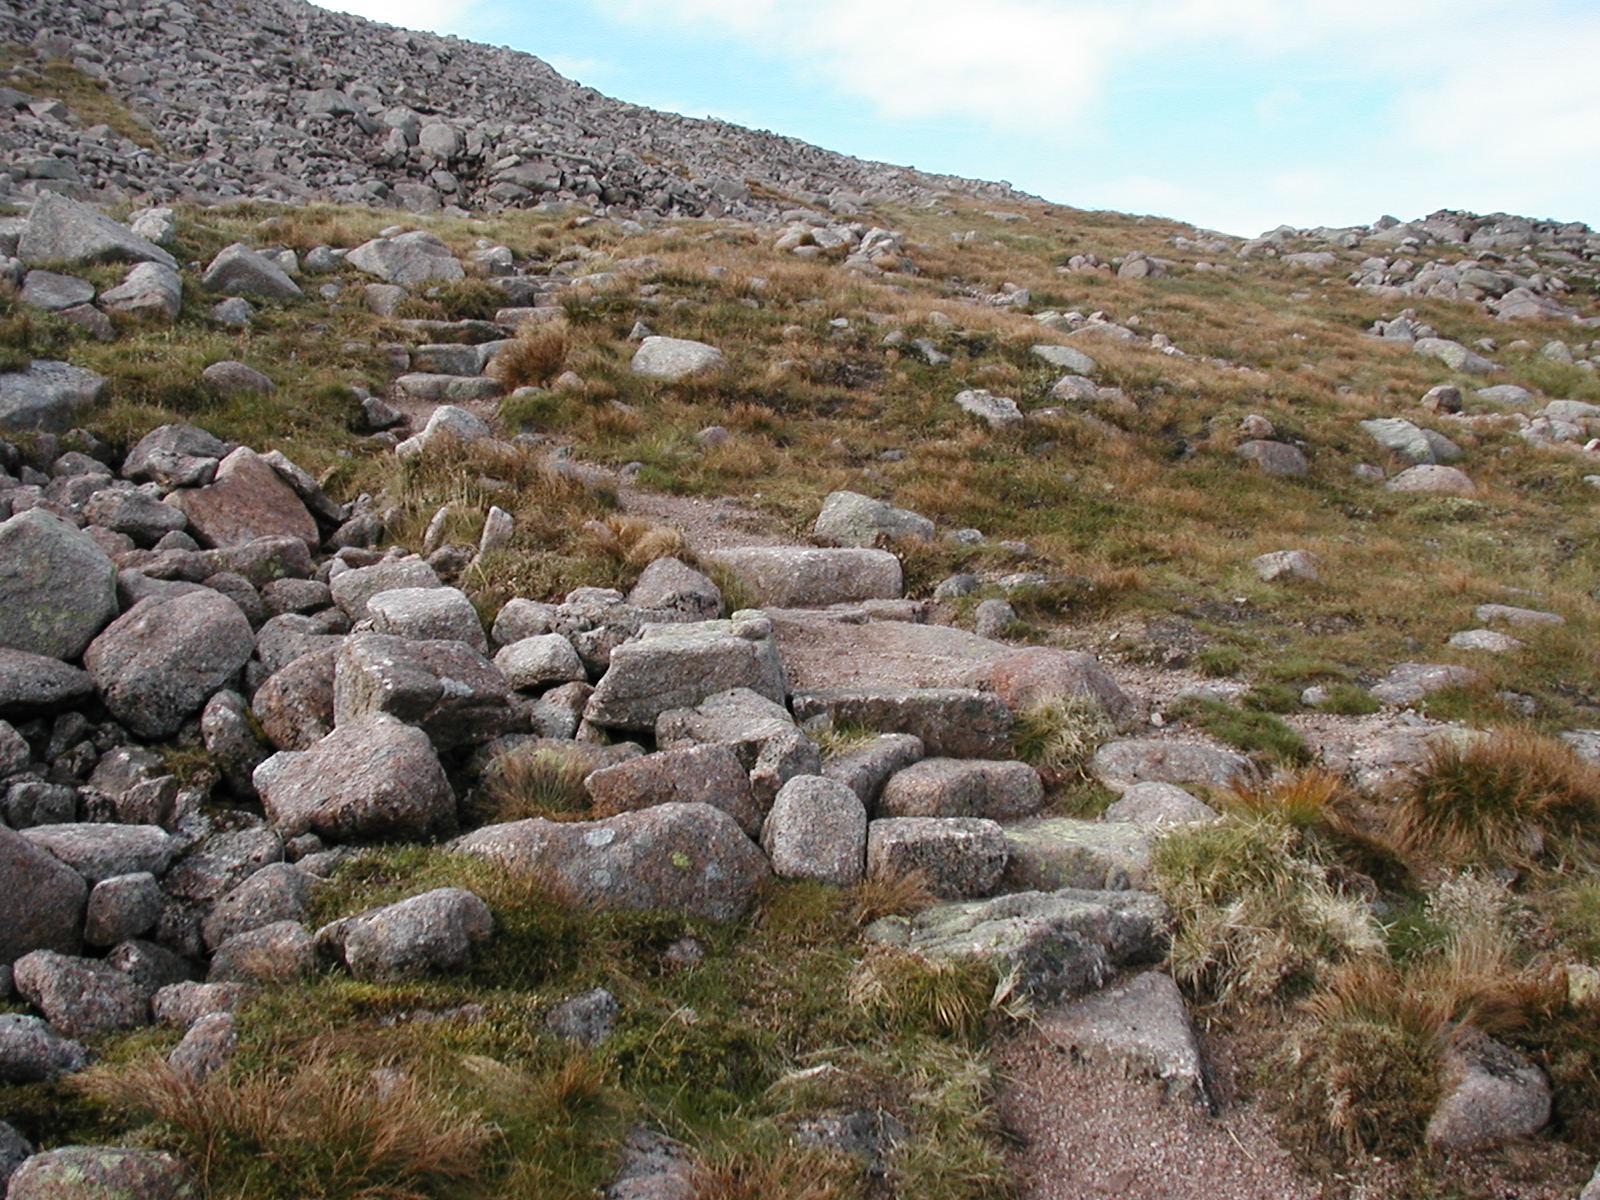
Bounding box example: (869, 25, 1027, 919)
(581, 513, 688, 567)
(689, 1145, 855, 1200)
(489, 322, 570, 390)
(846, 871, 938, 925)
(481, 745, 595, 823)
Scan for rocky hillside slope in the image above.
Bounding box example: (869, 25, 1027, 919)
(2, 0, 1020, 219)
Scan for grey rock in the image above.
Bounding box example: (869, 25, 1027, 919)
(626, 557, 722, 620)
(325, 887, 493, 982)
(201, 360, 274, 396)
(608, 1126, 695, 1200)
(1001, 818, 1152, 891)
(368, 586, 487, 651)
(21, 823, 175, 883)
(1252, 549, 1321, 583)
(1475, 603, 1563, 628)
(255, 714, 455, 842)
(84, 590, 254, 739)
(0, 359, 105, 435)
(207, 919, 315, 985)
(0, 508, 117, 660)
(822, 732, 925, 808)
(166, 446, 319, 549)
(585, 616, 787, 732)
(761, 774, 866, 885)
(394, 402, 494, 456)
(201, 862, 312, 950)
(83, 487, 189, 544)
(200, 243, 303, 300)
(589, 743, 762, 834)
(162, 826, 284, 903)
(122, 424, 231, 489)
(454, 802, 771, 922)
(1102, 781, 1219, 826)
(494, 633, 587, 689)
(167, 1011, 235, 1083)
(12, 949, 150, 1036)
(0, 647, 95, 715)
(865, 816, 1008, 899)
(954, 388, 1023, 429)
(707, 546, 902, 607)
(0, 825, 87, 962)
(103, 939, 194, 995)
(84, 872, 162, 947)
(1413, 338, 1500, 375)
(1235, 440, 1309, 477)
(20, 268, 95, 311)
(792, 687, 1012, 759)
(329, 558, 442, 621)
(1448, 629, 1524, 653)
(0, 1013, 89, 1082)
(1369, 662, 1482, 706)
(18, 192, 177, 269)
(985, 647, 1134, 726)
(211, 296, 254, 325)
(1475, 384, 1535, 407)
(201, 690, 269, 798)
(655, 686, 820, 806)
(901, 888, 1169, 1008)
(1036, 970, 1207, 1101)
(1360, 417, 1460, 465)
(100, 261, 183, 321)
(813, 490, 934, 546)
(1091, 739, 1251, 793)
(3, 779, 77, 828)
(0, 1118, 30, 1189)
(347, 231, 464, 285)
(1385, 463, 1477, 496)
(1031, 344, 1097, 373)
(128, 208, 177, 245)
(151, 980, 251, 1027)
(546, 987, 619, 1045)
(1425, 1028, 1551, 1149)
(630, 336, 724, 380)
(878, 757, 1044, 820)
(253, 648, 338, 750)
(6, 1147, 196, 1200)
(333, 633, 510, 750)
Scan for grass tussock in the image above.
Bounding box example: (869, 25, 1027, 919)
(482, 745, 595, 823)
(581, 514, 689, 568)
(1009, 694, 1115, 787)
(1389, 730, 1600, 869)
(79, 1050, 494, 1200)
(847, 948, 996, 1040)
(489, 323, 570, 390)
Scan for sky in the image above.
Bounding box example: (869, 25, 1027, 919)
(312, 0, 1600, 238)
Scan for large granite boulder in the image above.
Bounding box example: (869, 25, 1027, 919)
(454, 802, 770, 922)
(655, 687, 821, 807)
(12, 949, 150, 1037)
(585, 616, 787, 732)
(0, 359, 106, 434)
(865, 816, 1008, 899)
(761, 775, 867, 885)
(0, 509, 117, 659)
(17, 192, 178, 269)
(346, 231, 463, 285)
(630, 336, 724, 381)
(707, 547, 903, 606)
(320, 887, 493, 982)
(812, 490, 934, 547)
(1090, 739, 1251, 793)
(6, 1146, 197, 1200)
(332, 634, 510, 750)
(200, 243, 303, 301)
(1001, 818, 1153, 891)
(585, 744, 762, 837)
(0, 826, 87, 963)
(166, 447, 319, 549)
(84, 590, 254, 739)
(791, 687, 1012, 759)
(878, 758, 1044, 820)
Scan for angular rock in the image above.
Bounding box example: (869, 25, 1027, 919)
(346, 231, 464, 285)
(333, 634, 510, 750)
(207, 919, 314, 984)
(151, 981, 250, 1027)
(17, 192, 177, 269)
(200, 243, 303, 300)
(0, 825, 87, 962)
(254, 714, 455, 842)
(1448, 629, 1524, 653)
(201, 690, 269, 798)
(166, 447, 318, 549)
(878, 758, 1045, 820)
(20, 269, 94, 311)
(630, 336, 724, 381)
(329, 558, 441, 621)
(84, 872, 163, 947)
(1236, 440, 1309, 477)
(813, 490, 934, 547)
(0, 647, 95, 715)
(1031, 344, 1097, 373)
(792, 687, 1012, 759)
(587, 744, 762, 837)
(865, 816, 1008, 899)
(394, 403, 493, 458)
(546, 987, 619, 1046)
(1090, 739, 1251, 793)
(12, 949, 150, 1037)
(168, 1011, 235, 1083)
(761, 775, 867, 885)
(954, 388, 1023, 429)
(0, 1120, 28, 1191)
(823, 732, 925, 808)
(1414, 337, 1500, 375)
(21, 823, 175, 883)
(253, 648, 338, 750)
(6, 1147, 196, 1200)
(368, 586, 487, 651)
(1036, 970, 1207, 1101)
(655, 686, 820, 805)
(323, 887, 493, 982)
(161, 826, 284, 904)
(1370, 662, 1482, 707)
(201, 862, 312, 950)
(627, 557, 722, 620)
(454, 802, 770, 922)
(585, 616, 787, 731)
(1475, 603, 1563, 628)
(122, 424, 230, 489)
(708, 546, 902, 606)
(0, 1013, 89, 1083)
(985, 648, 1134, 726)
(84, 487, 190, 544)
(494, 633, 586, 689)
(0, 508, 117, 659)
(1360, 417, 1460, 465)
(898, 888, 1170, 1007)
(84, 590, 253, 739)
(1001, 818, 1152, 891)
(100, 261, 184, 321)
(1252, 549, 1321, 583)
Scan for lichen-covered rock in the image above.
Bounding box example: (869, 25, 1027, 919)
(1000, 818, 1152, 891)
(586, 744, 763, 837)
(121, 424, 232, 490)
(792, 687, 1012, 759)
(200, 242, 303, 300)
(1369, 662, 1483, 707)
(254, 714, 455, 842)
(656, 687, 821, 807)
(368, 586, 487, 651)
(167, 1011, 235, 1083)
(1425, 1028, 1551, 1149)
(84, 590, 254, 739)
(626, 557, 722, 620)
(161, 826, 284, 903)
(6, 1146, 198, 1200)
(494, 633, 587, 690)
(20, 823, 176, 883)
(865, 817, 1008, 899)
(707, 546, 903, 607)
(0, 825, 87, 962)
(207, 920, 315, 984)
(984, 647, 1134, 728)
(822, 733, 925, 808)
(454, 802, 771, 922)
(200, 863, 313, 950)
(1090, 739, 1251, 793)
(321, 887, 493, 982)
(630, 336, 724, 380)
(585, 616, 787, 732)
(84, 873, 163, 947)
(761, 775, 867, 885)
(18, 192, 178, 269)
(812, 490, 934, 547)
(12, 949, 150, 1037)
(253, 648, 338, 751)
(1102, 781, 1220, 827)
(346, 231, 464, 285)
(0, 508, 118, 660)
(329, 558, 443, 621)
(201, 690, 270, 798)
(151, 981, 250, 1027)
(0, 647, 95, 716)
(878, 758, 1044, 820)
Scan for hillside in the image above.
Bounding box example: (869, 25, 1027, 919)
(2, 4, 1600, 1200)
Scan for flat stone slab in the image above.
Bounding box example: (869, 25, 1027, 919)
(878, 757, 1044, 820)
(167, 446, 319, 549)
(1001, 818, 1152, 892)
(1036, 971, 1208, 1102)
(1090, 739, 1251, 793)
(708, 547, 903, 607)
(585, 616, 787, 732)
(793, 686, 1012, 759)
(1370, 662, 1482, 707)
